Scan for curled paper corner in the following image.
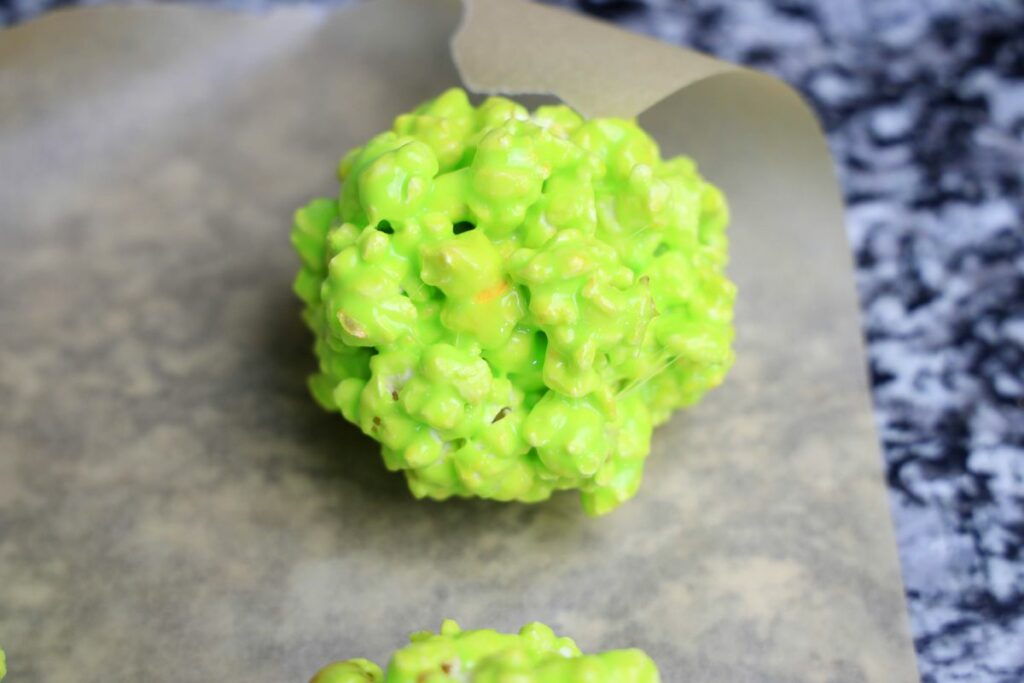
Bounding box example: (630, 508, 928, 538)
(450, 0, 835, 178)
(450, 0, 725, 118)
(454, 0, 742, 116)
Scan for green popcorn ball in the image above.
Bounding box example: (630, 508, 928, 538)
(310, 620, 660, 683)
(293, 88, 735, 515)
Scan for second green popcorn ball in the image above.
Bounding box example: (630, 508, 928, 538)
(310, 621, 660, 683)
(293, 88, 735, 515)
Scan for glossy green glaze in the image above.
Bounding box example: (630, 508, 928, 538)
(310, 621, 660, 683)
(293, 88, 734, 514)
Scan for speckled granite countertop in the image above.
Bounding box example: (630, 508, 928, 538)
(2, 1, 1022, 682)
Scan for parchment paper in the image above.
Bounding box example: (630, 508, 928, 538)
(0, 0, 919, 681)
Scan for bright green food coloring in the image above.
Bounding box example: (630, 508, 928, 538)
(293, 87, 735, 515)
(310, 620, 660, 683)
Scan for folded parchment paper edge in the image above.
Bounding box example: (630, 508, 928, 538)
(454, 0, 731, 118)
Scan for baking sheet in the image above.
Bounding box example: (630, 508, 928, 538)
(0, 0, 919, 680)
